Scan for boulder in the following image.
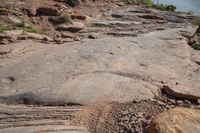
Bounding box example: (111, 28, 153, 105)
(148, 108, 200, 133)
(0, 30, 23, 43)
(71, 14, 87, 20)
(23, 6, 37, 17)
(56, 22, 85, 32)
(24, 32, 53, 41)
(49, 16, 70, 25)
(163, 85, 200, 100)
(36, 7, 58, 16)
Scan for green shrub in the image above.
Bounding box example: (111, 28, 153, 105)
(58, 11, 72, 24)
(0, 22, 38, 33)
(152, 4, 176, 12)
(196, 16, 200, 27)
(140, 0, 153, 6)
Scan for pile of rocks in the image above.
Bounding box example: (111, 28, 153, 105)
(114, 93, 200, 133)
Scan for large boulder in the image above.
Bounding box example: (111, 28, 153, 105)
(148, 108, 200, 133)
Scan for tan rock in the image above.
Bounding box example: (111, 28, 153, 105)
(148, 108, 200, 133)
(24, 32, 53, 41)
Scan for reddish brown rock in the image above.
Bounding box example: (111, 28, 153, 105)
(163, 85, 200, 100)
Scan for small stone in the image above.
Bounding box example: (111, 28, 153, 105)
(168, 99, 176, 104)
(146, 115, 152, 120)
(119, 122, 124, 126)
(137, 112, 143, 118)
(184, 100, 191, 105)
(120, 116, 130, 122)
(119, 129, 124, 133)
(157, 101, 165, 106)
(197, 99, 200, 105)
(176, 100, 184, 105)
(137, 118, 146, 123)
(61, 32, 74, 38)
(63, 38, 74, 42)
(73, 36, 81, 41)
(88, 34, 97, 39)
(121, 110, 129, 116)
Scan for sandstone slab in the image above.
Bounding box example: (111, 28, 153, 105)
(0, 27, 199, 105)
(163, 85, 200, 100)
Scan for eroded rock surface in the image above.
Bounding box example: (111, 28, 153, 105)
(0, 26, 199, 105)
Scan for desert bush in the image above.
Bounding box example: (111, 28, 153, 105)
(0, 21, 38, 33)
(196, 16, 200, 27)
(152, 4, 176, 12)
(140, 0, 153, 6)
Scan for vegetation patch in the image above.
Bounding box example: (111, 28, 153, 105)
(196, 16, 200, 27)
(153, 4, 176, 12)
(0, 21, 38, 33)
(124, 0, 176, 12)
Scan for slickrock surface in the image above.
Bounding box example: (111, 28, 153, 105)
(0, 3, 200, 133)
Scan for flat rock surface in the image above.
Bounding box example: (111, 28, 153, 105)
(0, 4, 200, 133)
(148, 108, 200, 133)
(0, 26, 199, 105)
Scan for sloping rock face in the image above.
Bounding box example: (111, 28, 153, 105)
(0, 26, 199, 105)
(148, 108, 200, 133)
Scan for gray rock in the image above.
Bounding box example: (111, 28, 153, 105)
(176, 100, 184, 105)
(0, 27, 199, 105)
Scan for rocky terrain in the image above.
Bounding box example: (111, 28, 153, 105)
(0, 0, 200, 133)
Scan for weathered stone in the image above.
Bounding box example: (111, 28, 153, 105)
(0, 30, 23, 43)
(49, 16, 69, 25)
(25, 32, 53, 41)
(56, 22, 85, 32)
(25, 7, 37, 16)
(148, 108, 200, 133)
(121, 116, 130, 122)
(61, 32, 74, 38)
(163, 85, 200, 100)
(71, 14, 87, 20)
(36, 7, 58, 16)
